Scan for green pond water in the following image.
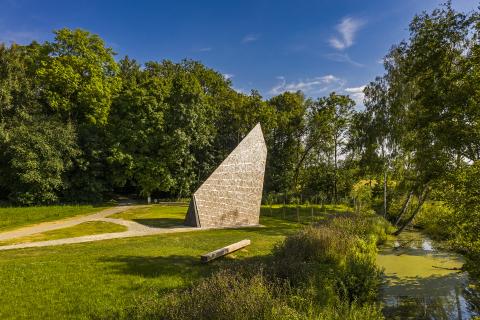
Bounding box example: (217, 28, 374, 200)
(377, 230, 480, 319)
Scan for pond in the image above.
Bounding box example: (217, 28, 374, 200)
(377, 230, 480, 319)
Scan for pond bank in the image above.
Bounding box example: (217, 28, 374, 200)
(377, 230, 479, 319)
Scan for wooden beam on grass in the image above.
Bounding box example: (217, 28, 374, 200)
(200, 239, 251, 263)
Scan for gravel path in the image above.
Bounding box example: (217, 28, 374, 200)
(0, 205, 202, 251)
(0, 206, 147, 241)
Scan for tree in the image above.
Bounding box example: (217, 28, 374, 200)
(314, 93, 355, 203)
(36, 28, 121, 125)
(0, 119, 79, 204)
(362, 3, 480, 233)
(266, 91, 307, 195)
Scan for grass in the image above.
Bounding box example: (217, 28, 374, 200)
(108, 205, 188, 228)
(0, 221, 127, 246)
(0, 205, 110, 232)
(0, 205, 318, 319)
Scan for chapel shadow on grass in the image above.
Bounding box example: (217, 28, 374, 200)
(132, 218, 184, 228)
(99, 252, 272, 280)
(100, 254, 206, 279)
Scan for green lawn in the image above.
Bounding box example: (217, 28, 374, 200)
(0, 205, 110, 232)
(0, 221, 127, 246)
(0, 205, 320, 319)
(108, 205, 188, 228)
(0, 204, 347, 319)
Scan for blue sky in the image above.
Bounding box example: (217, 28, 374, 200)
(1, 0, 478, 105)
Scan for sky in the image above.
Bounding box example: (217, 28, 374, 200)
(1, 0, 479, 106)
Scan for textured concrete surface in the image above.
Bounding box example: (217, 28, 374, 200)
(185, 123, 267, 228)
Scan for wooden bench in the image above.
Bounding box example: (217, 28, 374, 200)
(201, 239, 251, 263)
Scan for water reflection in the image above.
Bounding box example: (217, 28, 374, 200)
(377, 231, 479, 319)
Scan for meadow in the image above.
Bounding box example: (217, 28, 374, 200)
(0, 205, 324, 319)
(0, 205, 110, 232)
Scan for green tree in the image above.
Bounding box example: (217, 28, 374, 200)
(362, 3, 480, 233)
(36, 29, 121, 125)
(266, 91, 307, 195)
(0, 120, 79, 204)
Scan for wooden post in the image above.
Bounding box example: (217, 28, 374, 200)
(200, 240, 251, 263)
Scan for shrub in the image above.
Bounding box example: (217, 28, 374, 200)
(272, 218, 385, 306)
(124, 269, 300, 320)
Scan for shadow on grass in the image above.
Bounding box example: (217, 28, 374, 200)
(99, 252, 272, 280)
(100, 254, 206, 278)
(132, 218, 184, 228)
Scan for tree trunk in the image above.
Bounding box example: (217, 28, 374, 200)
(394, 190, 414, 226)
(333, 139, 338, 204)
(394, 186, 429, 236)
(292, 144, 315, 191)
(383, 170, 387, 217)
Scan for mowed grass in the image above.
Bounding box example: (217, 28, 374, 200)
(108, 205, 188, 228)
(0, 205, 110, 232)
(0, 221, 127, 246)
(0, 205, 340, 319)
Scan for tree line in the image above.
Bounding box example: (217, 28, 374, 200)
(0, 28, 356, 205)
(1, 3, 479, 250)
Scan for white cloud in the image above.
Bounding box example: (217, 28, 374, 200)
(329, 17, 365, 50)
(233, 87, 247, 94)
(269, 75, 345, 95)
(223, 73, 234, 80)
(197, 47, 212, 52)
(344, 85, 366, 106)
(325, 53, 364, 67)
(242, 34, 260, 43)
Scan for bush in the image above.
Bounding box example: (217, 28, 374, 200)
(272, 217, 386, 306)
(124, 270, 300, 320)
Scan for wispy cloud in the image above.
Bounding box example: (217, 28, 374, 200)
(329, 17, 365, 50)
(197, 47, 212, 52)
(269, 75, 345, 95)
(344, 85, 366, 106)
(325, 53, 364, 67)
(242, 33, 260, 44)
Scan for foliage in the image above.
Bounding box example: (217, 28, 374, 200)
(0, 119, 80, 204)
(271, 216, 385, 306)
(414, 201, 454, 240)
(350, 179, 377, 213)
(124, 270, 299, 320)
(443, 161, 480, 275)
(360, 3, 480, 234)
(37, 29, 121, 125)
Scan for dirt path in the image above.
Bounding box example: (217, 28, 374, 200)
(0, 225, 201, 251)
(0, 205, 148, 242)
(0, 205, 260, 251)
